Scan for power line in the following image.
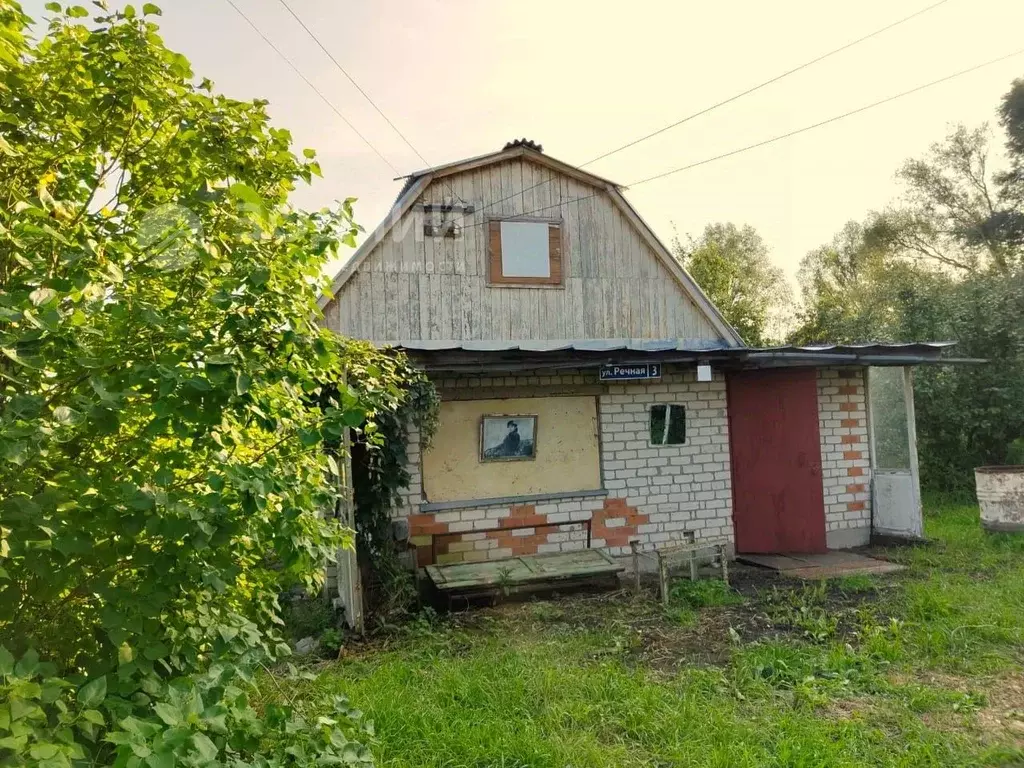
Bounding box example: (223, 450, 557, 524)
(453, 46, 1024, 231)
(628, 46, 1024, 186)
(273, 0, 472, 208)
(475, 0, 953, 217)
(222, 0, 402, 176)
(274, 0, 432, 169)
(580, 0, 953, 168)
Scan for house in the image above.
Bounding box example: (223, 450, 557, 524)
(319, 139, 943, 597)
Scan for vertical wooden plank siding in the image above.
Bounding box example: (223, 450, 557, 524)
(326, 157, 728, 343)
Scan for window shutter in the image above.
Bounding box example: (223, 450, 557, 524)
(488, 221, 503, 281)
(548, 223, 562, 283)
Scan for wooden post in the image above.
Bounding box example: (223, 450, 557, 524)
(658, 553, 669, 610)
(630, 540, 641, 594)
(903, 367, 924, 538)
(333, 372, 364, 634)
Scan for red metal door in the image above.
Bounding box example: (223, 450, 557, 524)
(727, 369, 827, 554)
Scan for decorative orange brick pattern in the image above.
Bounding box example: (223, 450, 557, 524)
(409, 497, 648, 566)
(817, 368, 872, 541)
(591, 497, 650, 549)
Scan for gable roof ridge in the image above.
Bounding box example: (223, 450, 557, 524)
(395, 145, 622, 190)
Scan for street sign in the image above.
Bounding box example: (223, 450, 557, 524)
(599, 363, 662, 381)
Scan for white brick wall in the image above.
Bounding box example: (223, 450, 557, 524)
(395, 424, 422, 520)
(817, 368, 872, 547)
(598, 370, 733, 554)
(402, 367, 733, 563)
(394, 365, 874, 563)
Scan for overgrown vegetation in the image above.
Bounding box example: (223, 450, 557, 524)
(0, 3, 431, 764)
(299, 497, 1024, 767)
(791, 79, 1024, 489)
(676, 78, 1024, 489)
(352, 373, 438, 625)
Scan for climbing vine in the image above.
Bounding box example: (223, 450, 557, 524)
(340, 342, 439, 616)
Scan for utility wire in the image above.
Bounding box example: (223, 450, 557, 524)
(580, 0, 953, 167)
(275, 0, 432, 169)
(452, 46, 1024, 231)
(629, 45, 1024, 186)
(475, 0, 954, 217)
(222, 0, 402, 176)
(274, 0, 471, 207)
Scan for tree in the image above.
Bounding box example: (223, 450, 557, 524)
(793, 220, 947, 344)
(993, 78, 1024, 248)
(868, 124, 1023, 273)
(792, 77, 1024, 490)
(0, 4, 430, 764)
(674, 223, 791, 346)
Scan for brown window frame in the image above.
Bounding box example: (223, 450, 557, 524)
(487, 217, 564, 287)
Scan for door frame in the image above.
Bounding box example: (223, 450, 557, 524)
(866, 367, 924, 538)
(726, 368, 827, 554)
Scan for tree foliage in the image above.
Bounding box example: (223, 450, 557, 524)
(675, 223, 791, 346)
(794, 77, 1024, 490)
(0, 4, 430, 764)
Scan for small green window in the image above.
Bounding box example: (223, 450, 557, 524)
(650, 404, 685, 445)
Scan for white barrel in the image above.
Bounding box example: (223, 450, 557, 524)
(975, 466, 1024, 532)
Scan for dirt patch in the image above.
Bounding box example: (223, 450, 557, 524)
(979, 675, 1024, 744)
(818, 696, 877, 722)
(428, 564, 898, 672)
(340, 563, 902, 671)
(891, 670, 1024, 746)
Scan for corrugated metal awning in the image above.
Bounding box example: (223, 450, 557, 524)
(391, 338, 732, 353)
(382, 339, 966, 373)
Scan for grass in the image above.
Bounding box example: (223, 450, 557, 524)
(300, 496, 1024, 767)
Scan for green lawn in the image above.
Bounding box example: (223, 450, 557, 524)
(306, 497, 1024, 767)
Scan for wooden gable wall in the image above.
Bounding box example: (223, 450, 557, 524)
(322, 157, 727, 343)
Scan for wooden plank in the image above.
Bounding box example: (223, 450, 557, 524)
(575, 181, 595, 280)
(435, 273, 450, 340)
(369, 271, 385, 339)
(422, 215, 437, 335)
(533, 163, 553, 223)
(418, 273, 430, 340)
(500, 160, 517, 217)
(522, 160, 537, 221)
(406, 274, 420, 341)
(456, 172, 474, 277)
(568, 277, 584, 338)
(384, 270, 399, 340)
(426, 549, 623, 591)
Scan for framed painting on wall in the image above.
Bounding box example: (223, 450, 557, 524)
(480, 415, 537, 461)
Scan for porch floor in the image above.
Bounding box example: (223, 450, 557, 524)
(736, 550, 904, 579)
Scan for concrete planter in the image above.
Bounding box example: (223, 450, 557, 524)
(975, 466, 1024, 532)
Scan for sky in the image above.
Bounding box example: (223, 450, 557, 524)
(22, 0, 1024, 285)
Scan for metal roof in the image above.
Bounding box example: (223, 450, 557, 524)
(386, 339, 964, 372)
(391, 338, 734, 353)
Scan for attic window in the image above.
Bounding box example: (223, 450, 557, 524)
(488, 219, 563, 286)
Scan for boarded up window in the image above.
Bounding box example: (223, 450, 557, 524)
(488, 219, 563, 285)
(650, 405, 686, 445)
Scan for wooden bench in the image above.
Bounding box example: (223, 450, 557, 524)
(424, 549, 623, 606)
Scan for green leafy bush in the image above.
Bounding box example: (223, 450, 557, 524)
(0, 646, 374, 767)
(0, 3, 432, 764)
(281, 598, 339, 644)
